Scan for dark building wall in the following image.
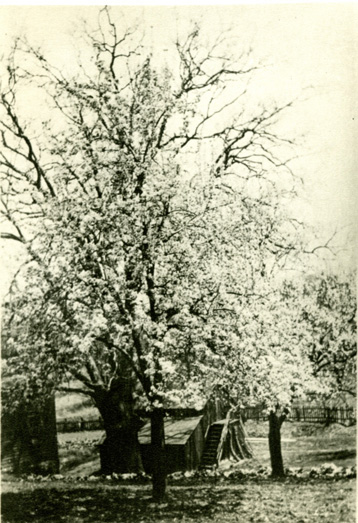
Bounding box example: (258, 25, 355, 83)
(139, 399, 229, 473)
(140, 443, 185, 474)
(2, 396, 59, 475)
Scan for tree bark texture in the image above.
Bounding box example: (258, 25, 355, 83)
(94, 377, 144, 474)
(151, 408, 167, 502)
(268, 408, 287, 477)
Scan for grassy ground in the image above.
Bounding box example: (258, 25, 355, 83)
(2, 422, 355, 522)
(2, 478, 355, 522)
(245, 421, 356, 470)
(56, 421, 356, 476)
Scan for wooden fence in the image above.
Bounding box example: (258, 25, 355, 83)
(241, 406, 356, 425)
(56, 418, 104, 433)
(56, 406, 356, 433)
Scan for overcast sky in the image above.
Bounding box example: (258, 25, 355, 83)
(1, 3, 357, 294)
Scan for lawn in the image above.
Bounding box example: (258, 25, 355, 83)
(2, 478, 355, 522)
(2, 421, 355, 522)
(245, 420, 356, 470)
(56, 421, 356, 476)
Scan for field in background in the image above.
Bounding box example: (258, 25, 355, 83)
(51, 395, 358, 477)
(56, 393, 98, 421)
(56, 421, 356, 477)
(245, 421, 356, 471)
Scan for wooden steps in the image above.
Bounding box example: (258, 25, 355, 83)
(199, 423, 223, 468)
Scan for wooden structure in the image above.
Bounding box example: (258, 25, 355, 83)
(137, 399, 247, 473)
(56, 398, 251, 473)
(1, 396, 60, 475)
(139, 416, 204, 473)
(200, 416, 253, 468)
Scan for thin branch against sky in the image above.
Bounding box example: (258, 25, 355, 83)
(0, 4, 357, 297)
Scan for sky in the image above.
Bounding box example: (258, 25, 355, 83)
(0, 3, 357, 295)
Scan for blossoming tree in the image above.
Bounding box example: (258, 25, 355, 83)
(297, 271, 356, 399)
(1, 9, 307, 498)
(209, 268, 356, 477)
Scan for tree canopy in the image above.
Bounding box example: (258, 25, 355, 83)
(1, 11, 303, 410)
(299, 271, 356, 399)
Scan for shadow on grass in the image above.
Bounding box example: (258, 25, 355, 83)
(314, 449, 356, 461)
(2, 485, 243, 523)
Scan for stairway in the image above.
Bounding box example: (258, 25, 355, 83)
(199, 423, 223, 468)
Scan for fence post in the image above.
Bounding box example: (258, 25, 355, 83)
(326, 407, 331, 426)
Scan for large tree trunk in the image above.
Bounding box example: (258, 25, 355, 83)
(268, 407, 288, 478)
(94, 377, 144, 474)
(151, 408, 167, 502)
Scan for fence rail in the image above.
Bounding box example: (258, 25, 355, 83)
(242, 406, 356, 425)
(56, 418, 104, 433)
(56, 406, 356, 433)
